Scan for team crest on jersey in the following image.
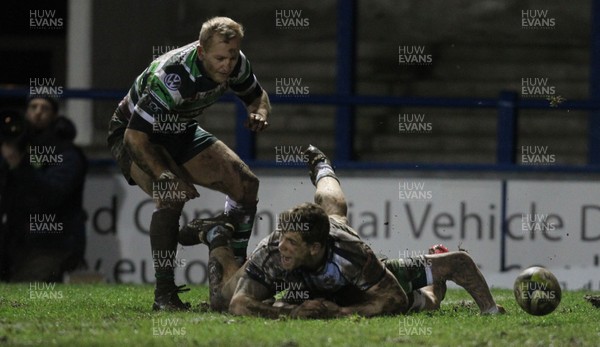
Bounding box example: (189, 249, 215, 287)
(163, 73, 181, 91)
(148, 101, 162, 112)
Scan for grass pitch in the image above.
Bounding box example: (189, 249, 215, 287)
(0, 284, 598, 346)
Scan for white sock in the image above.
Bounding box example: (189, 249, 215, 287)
(425, 265, 433, 286)
(409, 289, 427, 312)
(482, 305, 500, 314)
(224, 196, 257, 225)
(315, 162, 336, 184)
(224, 195, 238, 214)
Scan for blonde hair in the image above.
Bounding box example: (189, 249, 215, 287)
(199, 17, 244, 50)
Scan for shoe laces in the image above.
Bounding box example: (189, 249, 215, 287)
(174, 284, 190, 294)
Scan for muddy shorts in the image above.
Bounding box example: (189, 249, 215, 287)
(106, 107, 217, 185)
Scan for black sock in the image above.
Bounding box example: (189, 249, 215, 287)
(150, 208, 180, 292)
(228, 206, 256, 263)
(206, 224, 232, 251)
(224, 197, 257, 264)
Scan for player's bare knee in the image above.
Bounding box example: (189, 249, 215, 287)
(451, 251, 476, 269)
(444, 252, 478, 283)
(238, 170, 259, 201)
(314, 191, 347, 214)
(244, 171, 259, 194)
(332, 194, 348, 214)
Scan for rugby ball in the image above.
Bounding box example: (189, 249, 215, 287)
(513, 266, 561, 316)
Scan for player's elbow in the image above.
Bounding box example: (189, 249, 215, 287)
(373, 273, 409, 315)
(387, 291, 407, 314)
(379, 286, 408, 315)
(368, 294, 404, 317)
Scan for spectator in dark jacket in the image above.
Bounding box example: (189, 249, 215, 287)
(0, 96, 87, 282)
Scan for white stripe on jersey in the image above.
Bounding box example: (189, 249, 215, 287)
(181, 55, 196, 83)
(149, 89, 170, 110)
(133, 105, 155, 124)
(127, 96, 135, 114)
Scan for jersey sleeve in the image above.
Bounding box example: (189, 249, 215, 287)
(228, 51, 264, 105)
(330, 222, 387, 292)
(352, 242, 387, 291)
(127, 70, 184, 134)
(245, 233, 280, 292)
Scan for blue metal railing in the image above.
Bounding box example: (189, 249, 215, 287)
(1, 87, 598, 110)
(2, 87, 599, 172)
(334, 0, 356, 162)
(589, 0, 600, 164)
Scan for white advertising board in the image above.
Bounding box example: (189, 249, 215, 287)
(82, 174, 600, 289)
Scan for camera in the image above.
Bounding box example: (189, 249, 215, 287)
(0, 109, 29, 150)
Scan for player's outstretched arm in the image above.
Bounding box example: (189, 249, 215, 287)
(229, 274, 294, 319)
(244, 89, 271, 132)
(288, 270, 408, 319)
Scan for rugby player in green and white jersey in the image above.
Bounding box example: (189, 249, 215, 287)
(107, 17, 270, 310)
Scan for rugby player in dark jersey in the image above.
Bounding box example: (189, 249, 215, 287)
(180, 145, 505, 317)
(107, 17, 270, 310)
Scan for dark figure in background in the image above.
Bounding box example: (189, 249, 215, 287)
(0, 96, 87, 282)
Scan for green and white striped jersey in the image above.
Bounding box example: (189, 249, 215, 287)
(118, 41, 263, 134)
